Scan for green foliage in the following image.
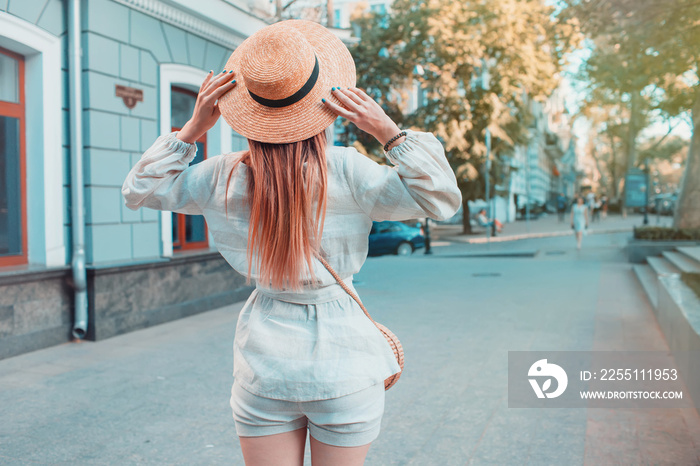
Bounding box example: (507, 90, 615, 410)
(345, 0, 580, 208)
(637, 135, 688, 166)
(560, 0, 699, 216)
(560, 0, 700, 116)
(633, 226, 700, 241)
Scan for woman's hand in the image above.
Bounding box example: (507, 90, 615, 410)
(177, 71, 237, 144)
(323, 87, 405, 150)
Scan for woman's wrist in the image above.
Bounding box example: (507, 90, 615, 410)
(383, 131, 407, 152)
(176, 121, 200, 144)
(373, 120, 401, 146)
(375, 122, 407, 152)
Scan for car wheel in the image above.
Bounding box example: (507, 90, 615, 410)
(396, 242, 413, 256)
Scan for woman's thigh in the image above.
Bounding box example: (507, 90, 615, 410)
(309, 435, 372, 466)
(238, 427, 308, 466)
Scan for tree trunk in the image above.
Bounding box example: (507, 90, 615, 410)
(673, 90, 700, 228)
(462, 196, 473, 234)
(327, 0, 334, 27)
(590, 149, 608, 191)
(622, 90, 641, 218)
(607, 127, 619, 199)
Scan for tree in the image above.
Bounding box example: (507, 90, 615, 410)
(573, 47, 654, 203)
(275, 0, 335, 26)
(560, 0, 700, 226)
(347, 0, 580, 233)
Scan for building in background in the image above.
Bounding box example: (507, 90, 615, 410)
(507, 87, 581, 221)
(0, 0, 269, 359)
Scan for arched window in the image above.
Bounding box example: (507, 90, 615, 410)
(170, 86, 208, 251)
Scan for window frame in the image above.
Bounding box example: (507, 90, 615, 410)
(170, 85, 209, 252)
(0, 46, 27, 267)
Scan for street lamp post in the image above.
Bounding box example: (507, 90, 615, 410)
(424, 218, 432, 254)
(481, 62, 495, 241)
(485, 129, 495, 241)
(643, 157, 650, 226)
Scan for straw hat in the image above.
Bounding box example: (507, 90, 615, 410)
(218, 20, 356, 144)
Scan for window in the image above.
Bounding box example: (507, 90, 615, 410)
(170, 86, 208, 251)
(0, 47, 26, 267)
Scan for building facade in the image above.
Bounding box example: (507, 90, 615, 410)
(0, 0, 270, 359)
(507, 88, 580, 220)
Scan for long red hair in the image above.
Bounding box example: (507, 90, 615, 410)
(224, 131, 328, 291)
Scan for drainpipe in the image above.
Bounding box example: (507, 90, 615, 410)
(68, 0, 88, 339)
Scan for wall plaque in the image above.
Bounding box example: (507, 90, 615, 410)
(115, 85, 144, 109)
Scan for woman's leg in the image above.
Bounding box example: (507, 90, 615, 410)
(309, 436, 371, 466)
(238, 427, 307, 466)
(576, 231, 582, 249)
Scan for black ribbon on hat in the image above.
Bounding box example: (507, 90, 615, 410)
(248, 55, 320, 108)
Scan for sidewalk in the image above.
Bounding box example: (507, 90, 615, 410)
(434, 212, 673, 244)
(1, 233, 698, 465)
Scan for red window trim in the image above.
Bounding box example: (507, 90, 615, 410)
(0, 47, 27, 267)
(170, 86, 209, 252)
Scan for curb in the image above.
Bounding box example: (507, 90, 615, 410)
(440, 227, 633, 244)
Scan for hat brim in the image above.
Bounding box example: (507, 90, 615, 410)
(218, 20, 356, 144)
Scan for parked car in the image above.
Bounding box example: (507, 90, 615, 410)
(651, 193, 677, 216)
(368, 221, 425, 256)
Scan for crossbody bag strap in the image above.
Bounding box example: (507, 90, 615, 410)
(313, 251, 377, 325)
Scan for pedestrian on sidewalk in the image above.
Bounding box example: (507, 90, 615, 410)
(591, 196, 601, 222)
(571, 196, 589, 250)
(586, 190, 596, 218)
(600, 195, 608, 220)
(556, 192, 568, 222)
(121, 20, 461, 466)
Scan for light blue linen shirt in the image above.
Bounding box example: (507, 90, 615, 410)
(122, 129, 462, 401)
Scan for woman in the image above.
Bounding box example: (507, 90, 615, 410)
(571, 196, 589, 250)
(122, 20, 461, 465)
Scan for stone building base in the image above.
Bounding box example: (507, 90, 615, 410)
(0, 253, 253, 359)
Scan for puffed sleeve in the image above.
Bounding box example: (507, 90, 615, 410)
(121, 132, 221, 215)
(343, 129, 462, 221)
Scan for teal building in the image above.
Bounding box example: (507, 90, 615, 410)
(0, 0, 272, 358)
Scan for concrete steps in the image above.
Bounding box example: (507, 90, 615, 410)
(632, 245, 700, 417)
(647, 256, 681, 277)
(633, 264, 658, 309)
(662, 251, 700, 273)
(677, 246, 700, 266)
(633, 246, 700, 311)
(676, 246, 700, 270)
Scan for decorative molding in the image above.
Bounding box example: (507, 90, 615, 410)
(158, 64, 225, 257)
(112, 0, 261, 48)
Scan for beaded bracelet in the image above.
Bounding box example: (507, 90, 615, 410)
(383, 131, 407, 152)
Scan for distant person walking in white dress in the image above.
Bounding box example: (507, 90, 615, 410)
(571, 196, 589, 250)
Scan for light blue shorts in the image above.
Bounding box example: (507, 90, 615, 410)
(230, 380, 385, 447)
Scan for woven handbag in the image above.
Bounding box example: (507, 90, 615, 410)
(314, 252, 404, 390)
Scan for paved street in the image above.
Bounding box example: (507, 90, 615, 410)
(1, 231, 700, 465)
